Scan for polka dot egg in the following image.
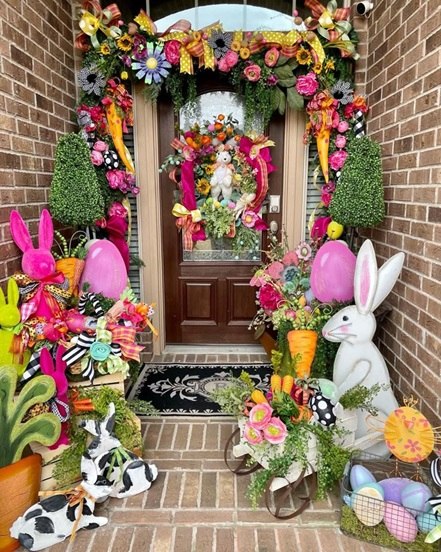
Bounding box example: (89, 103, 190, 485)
(309, 392, 337, 427)
(104, 150, 119, 169)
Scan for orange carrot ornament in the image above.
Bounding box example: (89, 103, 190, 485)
(105, 101, 135, 173)
(251, 389, 268, 404)
(316, 126, 330, 183)
(270, 374, 282, 394)
(281, 375, 295, 395)
(287, 329, 318, 379)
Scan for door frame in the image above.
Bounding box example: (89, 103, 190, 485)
(134, 83, 308, 355)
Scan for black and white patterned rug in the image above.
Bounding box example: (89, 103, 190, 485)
(128, 363, 271, 415)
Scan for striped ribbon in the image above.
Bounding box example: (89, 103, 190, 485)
(78, 292, 104, 317)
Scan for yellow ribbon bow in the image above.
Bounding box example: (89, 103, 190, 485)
(172, 203, 203, 250)
(78, 0, 122, 50)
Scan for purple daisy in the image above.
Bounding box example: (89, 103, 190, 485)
(132, 43, 171, 85)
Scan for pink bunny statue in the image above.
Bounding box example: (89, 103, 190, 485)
(9, 209, 70, 321)
(322, 239, 405, 457)
(0, 278, 30, 376)
(39, 346, 70, 449)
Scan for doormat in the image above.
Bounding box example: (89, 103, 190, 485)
(128, 363, 271, 415)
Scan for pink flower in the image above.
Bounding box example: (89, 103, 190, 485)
(90, 150, 104, 166)
(266, 74, 278, 87)
(321, 191, 333, 207)
(295, 241, 312, 261)
(258, 284, 283, 312)
(243, 422, 264, 445)
(337, 120, 349, 133)
(93, 140, 108, 152)
(242, 210, 258, 228)
(164, 40, 181, 65)
(296, 72, 319, 96)
(108, 202, 128, 218)
(244, 64, 261, 82)
(264, 47, 279, 67)
(335, 134, 347, 149)
(282, 251, 299, 266)
(329, 149, 348, 170)
(218, 50, 239, 72)
(250, 273, 266, 287)
(265, 261, 284, 279)
(106, 169, 124, 190)
(249, 403, 273, 431)
(310, 216, 331, 239)
(263, 417, 288, 445)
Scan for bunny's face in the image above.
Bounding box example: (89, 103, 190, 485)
(322, 305, 376, 344)
(216, 151, 231, 165)
(23, 249, 56, 280)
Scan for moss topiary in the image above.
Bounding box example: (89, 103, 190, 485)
(50, 133, 105, 226)
(329, 136, 385, 228)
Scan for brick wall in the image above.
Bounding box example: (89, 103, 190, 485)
(357, 0, 441, 424)
(0, 0, 77, 282)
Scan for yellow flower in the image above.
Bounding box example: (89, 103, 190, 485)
(231, 40, 241, 52)
(205, 165, 214, 175)
(196, 178, 210, 195)
(120, 70, 129, 80)
(296, 46, 312, 65)
(239, 47, 251, 60)
(313, 62, 322, 74)
(100, 42, 111, 55)
(117, 33, 133, 52)
(325, 58, 335, 72)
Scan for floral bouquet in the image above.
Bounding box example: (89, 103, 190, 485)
(161, 114, 275, 253)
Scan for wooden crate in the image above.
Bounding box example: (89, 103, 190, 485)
(68, 371, 126, 393)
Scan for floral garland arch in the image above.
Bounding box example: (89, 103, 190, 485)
(75, 0, 367, 248)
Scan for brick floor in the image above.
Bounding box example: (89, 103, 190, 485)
(17, 352, 395, 551)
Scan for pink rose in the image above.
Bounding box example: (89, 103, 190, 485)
(93, 140, 108, 152)
(106, 169, 125, 190)
(258, 284, 283, 312)
(329, 149, 348, 170)
(337, 121, 349, 133)
(265, 261, 284, 279)
(90, 150, 104, 166)
(321, 191, 332, 207)
(264, 47, 279, 67)
(296, 72, 319, 96)
(335, 134, 347, 149)
(244, 64, 261, 82)
(243, 422, 264, 445)
(263, 417, 288, 445)
(248, 403, 273, 431)
(108, 202, 128, 218)
(164, 40, 180, 65)
(282, 251, 299, 266)
(250, 272, 266, 287)
(266, 74, 278, 86)
(218, 50, 239, 72)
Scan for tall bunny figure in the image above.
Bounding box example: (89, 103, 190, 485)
(322, 239, 405, 457)
(10, 209, 69, 321)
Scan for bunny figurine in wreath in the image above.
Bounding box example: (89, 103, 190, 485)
(81, 402, 158, 499)
(10, 455, 112, 551)
(210, 149, 234, 202)
(322, 239, 405, 457)
(0, 277, 31, 376)
(9, 209, 70, 322)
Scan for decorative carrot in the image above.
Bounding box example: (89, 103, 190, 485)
(281, 375, 294, 395)
(316, 126, 330, 183)
(251, 389, 268, 404)
(287, 329, 318, 379)
(105, 101, 135, 173)
(270, 374, 282, 394)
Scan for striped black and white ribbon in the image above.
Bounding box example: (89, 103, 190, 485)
(353, 109, 365, 138)
(50, 397, 70, 422)
(78, 292, 104, 317)
(431, 457, 441, 488)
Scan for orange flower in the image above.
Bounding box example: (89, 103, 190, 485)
(217, 114, 225, 121)
(201, 135, 212, 145)
(216, 132, 226, 142)
(214, 122, 223, 131)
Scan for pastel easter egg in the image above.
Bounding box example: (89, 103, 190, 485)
(350, 465, 376, 491)
(352, 484, 385, 526)
(400, 481, 432, 514)
(378, 477, 411, 504)
(416, 511, 440, 534)
(384, 502, 418, 543)
(79, 240, 128, 301)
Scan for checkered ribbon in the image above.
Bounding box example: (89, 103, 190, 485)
(353, 110, 365, 138)
(107, 323, 144, 362)
(20, 348, 42, 382)
(50, 397, 70, 422)
(78, 292, 104, 317)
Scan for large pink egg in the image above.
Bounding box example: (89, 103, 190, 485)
(310, 241, 356, 303)
(79, 239, 128, 300)
(384, 502, 418, 543)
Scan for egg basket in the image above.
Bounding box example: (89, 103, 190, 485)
(340, 452, 440, 552)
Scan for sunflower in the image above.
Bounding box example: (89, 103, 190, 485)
(296, 46, 312, 65)
(117, 33, 133, 52)
(100, 42, 111, 55)
(196, 178, 211, 195)
(205, 165, 214, 175)
(324, 58, 335, 72)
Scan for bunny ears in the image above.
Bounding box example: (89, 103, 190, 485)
(10, 209, 54, 252)
(354, 240, 405, 315)
(0, 278, 19, 307)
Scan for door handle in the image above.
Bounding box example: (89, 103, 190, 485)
(269, 220, 278, 233)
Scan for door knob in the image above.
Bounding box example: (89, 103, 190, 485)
(269, 220, 278, 233)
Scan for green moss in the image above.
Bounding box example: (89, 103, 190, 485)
(50, 133, 105, 226)
(340, 505, 438, 552)
(329, 136, 385, 228)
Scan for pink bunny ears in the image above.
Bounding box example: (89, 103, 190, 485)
(10, 208, 54, 252)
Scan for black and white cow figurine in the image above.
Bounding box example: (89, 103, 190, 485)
(81, 402, 158, 499)
(10, 456, 112, 551)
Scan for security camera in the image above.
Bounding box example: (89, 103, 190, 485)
(355, 1, 374, 15)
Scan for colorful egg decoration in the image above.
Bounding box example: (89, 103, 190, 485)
(416, 511, 440, 534)
(352, 484, 385, 526)
(400, 481, 432, 513)
(309, 392, 337, 427)
(378, 477, 412, 504)
(350, 465, 376, 491)
(384, 502, 418, 543)
(326, 220, 344, 240)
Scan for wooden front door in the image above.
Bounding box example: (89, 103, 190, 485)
(159, 86, 285, 345)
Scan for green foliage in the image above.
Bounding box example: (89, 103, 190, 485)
(210, 371, 255, 416)
(50, 133, 105, 226)
(232, 225, 260, 255)
(0, 367, 61, 467)
(202, 199, 235, 239)
(78, 285, 116, 314)
(53, 386, 147, 486)
(310, 333, 339, 380)
(339, 383, 386, 415)
(329, 135, 385, 228)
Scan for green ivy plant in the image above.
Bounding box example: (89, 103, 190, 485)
(49, 133, 105, 226)
(329, 135, 385, 228)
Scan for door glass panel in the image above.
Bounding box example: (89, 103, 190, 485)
(179, 91, 264, 262)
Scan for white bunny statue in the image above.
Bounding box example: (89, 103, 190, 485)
(322, 239, 405, 457)
(210, 150, 233, 202)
